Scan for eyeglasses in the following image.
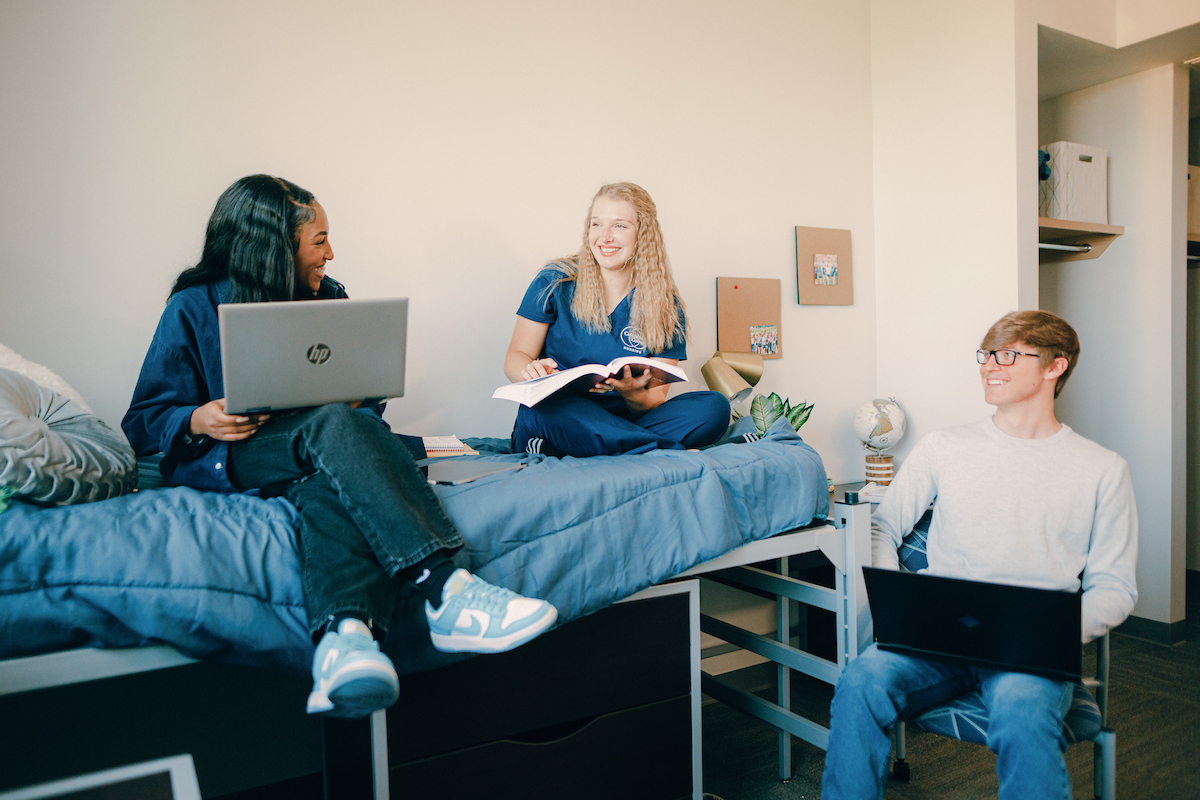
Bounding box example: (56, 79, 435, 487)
(976, 349, 1040, 366)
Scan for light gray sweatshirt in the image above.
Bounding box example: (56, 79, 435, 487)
(871, 417, 1138, 643)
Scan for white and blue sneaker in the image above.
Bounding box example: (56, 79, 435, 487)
(425, 569, 558, 653)
(306, 618, 400, 718)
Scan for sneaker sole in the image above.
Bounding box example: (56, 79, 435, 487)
(309, 661, 399, 718)
(430, 605, 558, 654)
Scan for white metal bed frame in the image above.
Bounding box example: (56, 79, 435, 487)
(680, 498, 871, 778)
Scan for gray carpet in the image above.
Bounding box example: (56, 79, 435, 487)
(702, 575, 1200, 799)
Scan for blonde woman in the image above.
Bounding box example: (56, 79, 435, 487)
(503, 182, 729, 456)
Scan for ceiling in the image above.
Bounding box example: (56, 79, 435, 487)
(1039, 22, 1200, 114)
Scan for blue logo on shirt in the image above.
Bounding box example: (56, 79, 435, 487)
(620, 327, 646, 354)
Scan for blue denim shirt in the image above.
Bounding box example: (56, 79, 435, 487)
(122, 277, 387, 492)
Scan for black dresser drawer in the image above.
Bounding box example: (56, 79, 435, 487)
(322, 584, 699, 800)
(386, 591, 691, 761)
(390, 695, 692, 800)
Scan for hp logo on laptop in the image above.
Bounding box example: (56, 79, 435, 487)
(307, 344, 332, 365)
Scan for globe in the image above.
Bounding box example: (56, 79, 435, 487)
(853, 397, 907, 452)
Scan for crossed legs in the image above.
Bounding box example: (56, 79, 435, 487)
(512, 390, 730, 456)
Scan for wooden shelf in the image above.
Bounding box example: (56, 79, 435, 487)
(1039, 217, 1124, 263)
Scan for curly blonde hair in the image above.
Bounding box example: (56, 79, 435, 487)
(542, 183, 687, 355)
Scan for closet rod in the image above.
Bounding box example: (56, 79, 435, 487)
(1039, 242, 1092, 253)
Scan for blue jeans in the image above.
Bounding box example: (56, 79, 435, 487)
(821, 643, 1073, 800)
(226, 404, 463, 640)
(511, 390, 730, 456)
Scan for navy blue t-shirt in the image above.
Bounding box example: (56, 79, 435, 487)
(517, 266, 687, 411)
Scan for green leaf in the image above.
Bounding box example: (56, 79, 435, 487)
(770, 392, 785, 419)
(787, 402, 813, 430)
(750, 394, 777, 434)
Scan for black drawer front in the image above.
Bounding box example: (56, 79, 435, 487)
(390, 695, 692, 800)
(387, 591, 691, 761)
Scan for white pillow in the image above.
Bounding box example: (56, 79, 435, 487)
(0, 343, 92, 412)
(0, 360, 137, 506)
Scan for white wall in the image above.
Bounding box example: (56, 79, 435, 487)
(1036, 0, 1118, 46)
(1117, 0, 1200, 47)
(1039, 63, 1190, 629)
(1034, 0, 1200, 48)
(870, 0, 1034, 462)
(0, 0, 877, 482)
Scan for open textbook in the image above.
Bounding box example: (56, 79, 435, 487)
(492, 357, 688, 408)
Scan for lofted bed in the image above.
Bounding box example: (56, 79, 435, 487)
(1, 354, 869, 798)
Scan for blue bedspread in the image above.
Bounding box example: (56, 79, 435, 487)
(0, 419, 827, 675)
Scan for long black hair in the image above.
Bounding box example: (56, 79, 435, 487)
(170, 174, 317, 303)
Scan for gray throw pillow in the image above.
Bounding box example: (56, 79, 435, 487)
(0, 367, 137, 505)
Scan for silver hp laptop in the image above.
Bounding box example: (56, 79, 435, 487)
(863, 567, 1082, 681)
(219, 297, 408, 414)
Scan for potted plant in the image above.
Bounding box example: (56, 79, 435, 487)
(734, 392, 814, 436)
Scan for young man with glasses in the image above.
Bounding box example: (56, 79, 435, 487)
(821, 310, 1138, 800)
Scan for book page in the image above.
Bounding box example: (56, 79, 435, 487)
(604, 357, 687, 385)
(423, 435, 464, 451)
(491, 358, 686, 407)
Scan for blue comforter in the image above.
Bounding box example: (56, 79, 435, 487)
(0, 419, 827, 674)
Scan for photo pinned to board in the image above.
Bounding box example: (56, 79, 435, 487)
(814, 253, 838, 285)
(749, 324, 778, 356)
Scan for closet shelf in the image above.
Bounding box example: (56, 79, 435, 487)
(1039, 218, 1124, 263)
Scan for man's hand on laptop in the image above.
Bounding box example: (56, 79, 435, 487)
(189, 399, 270, 442)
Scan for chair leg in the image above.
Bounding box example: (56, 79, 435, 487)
(1093, 729, 1115, 800)
(892, 721, 910, 781)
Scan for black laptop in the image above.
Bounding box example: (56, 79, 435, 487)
(862, 567, 1082, 681)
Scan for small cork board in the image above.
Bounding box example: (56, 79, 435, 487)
(716, 277, 782, 359)
(796, 225, 853, 305)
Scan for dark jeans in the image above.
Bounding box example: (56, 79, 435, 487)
(511, 390, 731, 456)
(226, 404, 463, 640)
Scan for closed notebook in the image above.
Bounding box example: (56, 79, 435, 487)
(425, 460, 524, 485)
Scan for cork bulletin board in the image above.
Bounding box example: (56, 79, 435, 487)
(716, 277, 782, 359)
(796, 225, 853, 305)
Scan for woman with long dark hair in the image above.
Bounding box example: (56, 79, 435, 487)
(124, 175, 557, 718)
(503, 182, 730, 457)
